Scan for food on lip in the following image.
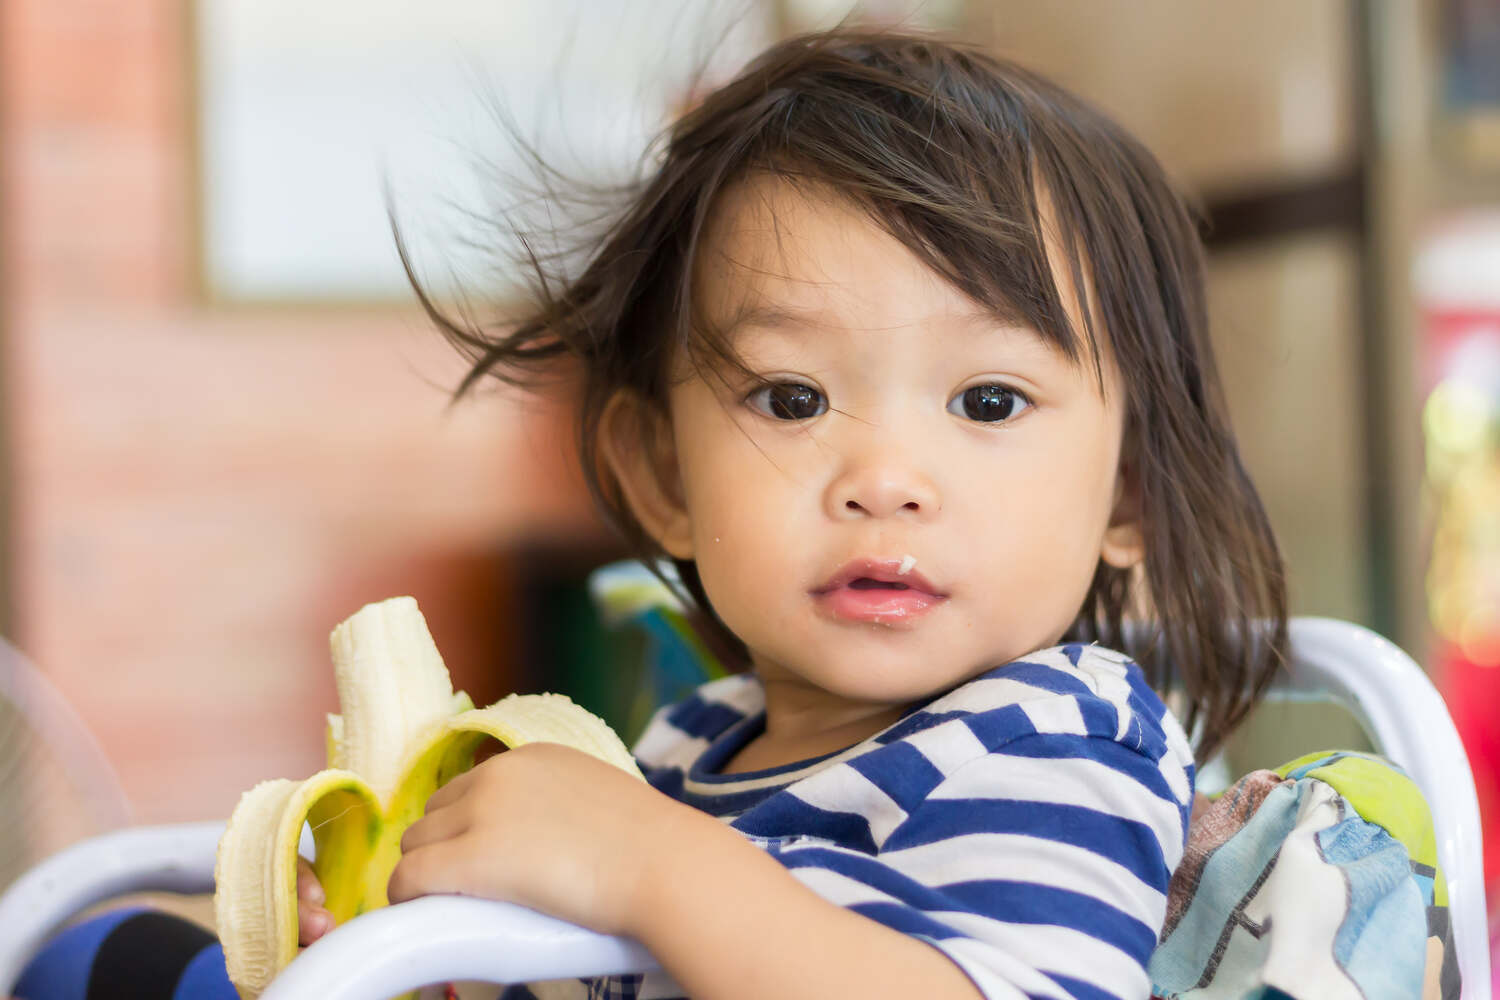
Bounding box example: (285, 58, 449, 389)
(898, 554, 916, 575)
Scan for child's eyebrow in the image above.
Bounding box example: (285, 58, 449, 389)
(719, 302, 821, 336)
(717, 298, 1063, 361)
(724, 302, 1014, 335)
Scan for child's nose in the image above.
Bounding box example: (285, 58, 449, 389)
(825, 458, 941, 520)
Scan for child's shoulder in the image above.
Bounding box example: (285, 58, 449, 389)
(929, 642, 1166, 723)
(900, 642, 1194, 779)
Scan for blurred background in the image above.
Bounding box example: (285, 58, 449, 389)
(1, 0, 1498, 954)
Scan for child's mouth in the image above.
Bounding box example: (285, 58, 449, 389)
(810, 558, 946, 626)
(848, 578, 910, 590)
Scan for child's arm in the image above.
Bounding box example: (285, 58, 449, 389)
(387, 742, 985, 1000)
(626, 803, 987, 1000)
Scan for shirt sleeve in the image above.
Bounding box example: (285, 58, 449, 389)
(760, 731, 1189, 1000)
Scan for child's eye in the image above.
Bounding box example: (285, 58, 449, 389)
(948, 384, 1031, 423)
(747, 382, 827, 420)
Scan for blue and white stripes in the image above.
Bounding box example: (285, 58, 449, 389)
(614, 643, 1195, 1000)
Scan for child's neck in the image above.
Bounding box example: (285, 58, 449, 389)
(720, 675, 915, 774)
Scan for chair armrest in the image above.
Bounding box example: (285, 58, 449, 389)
(0, 820, 227, 993)
(260, 896, 661, 1000)
(0, 821, 660, 1000)
(1285, 618, 1491, 1000)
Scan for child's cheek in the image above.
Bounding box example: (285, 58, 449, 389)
(696, 532, 790, 629)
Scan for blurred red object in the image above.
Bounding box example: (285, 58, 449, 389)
(1439, 642, 1500, 892)
(1419, 216, 1500, 896)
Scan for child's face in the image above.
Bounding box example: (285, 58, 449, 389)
(612, 178, 1143, 713)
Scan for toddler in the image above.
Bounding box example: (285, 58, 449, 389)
(19, 26, 1288, 1000)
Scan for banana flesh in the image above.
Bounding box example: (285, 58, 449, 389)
(214, 596, 642, 999)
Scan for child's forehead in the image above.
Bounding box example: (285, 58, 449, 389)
(696, 177, 863, 286)
(692, 175, 1099, 363)
(697, 178, 964, 319)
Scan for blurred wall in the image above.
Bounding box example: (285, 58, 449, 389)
(0, 0, 604, 827)
(963, 2, 1425, 768)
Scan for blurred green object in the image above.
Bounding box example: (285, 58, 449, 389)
(588, 560, 728, 743)
(521, 558, 726, 747)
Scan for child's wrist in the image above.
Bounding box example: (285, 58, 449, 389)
(621, 803, 740, 941)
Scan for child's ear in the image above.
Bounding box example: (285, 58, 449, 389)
(1099, 458, 1145, 570)
(599, 390, 695, 560)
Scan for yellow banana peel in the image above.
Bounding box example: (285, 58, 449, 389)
(213, 596, 642, 998)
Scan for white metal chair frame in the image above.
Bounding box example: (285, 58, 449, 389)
(0, 618, 1490, 999)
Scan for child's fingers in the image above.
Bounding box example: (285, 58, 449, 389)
(387, 841, 465, 904)
(296, 855, 333, 946)
(400, 803, 469, 854)
(298, 899, 333, 947)
(423, 767, 478, 813)
(296, 856, 325, 904)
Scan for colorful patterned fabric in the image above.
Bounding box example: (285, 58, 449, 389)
(1149, 750, 1459, 1000)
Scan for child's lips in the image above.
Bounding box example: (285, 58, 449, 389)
(812, 583, 946, 625)
(810, 558, 947, 625)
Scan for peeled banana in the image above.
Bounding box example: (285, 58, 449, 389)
(214, 596, 643, 999)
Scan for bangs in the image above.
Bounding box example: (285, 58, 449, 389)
(665, 114, 1108, 394)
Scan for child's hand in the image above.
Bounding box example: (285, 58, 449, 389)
(388, 742, 690, 937)
(297, 856, 335, 946)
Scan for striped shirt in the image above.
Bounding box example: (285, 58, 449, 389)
(555, 642, 1196, 1000)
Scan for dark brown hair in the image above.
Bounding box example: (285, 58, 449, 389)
(402, 28, 1287, 761)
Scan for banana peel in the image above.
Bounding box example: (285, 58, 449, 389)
(213, 596, 642, 998)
